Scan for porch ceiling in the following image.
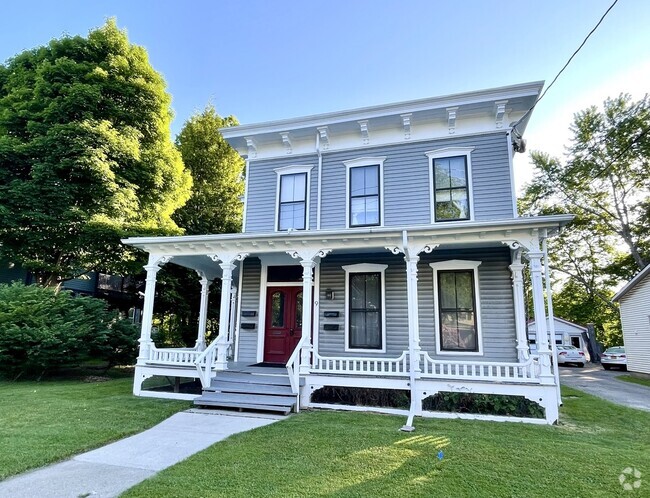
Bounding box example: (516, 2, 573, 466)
(122, 215, 573, 260)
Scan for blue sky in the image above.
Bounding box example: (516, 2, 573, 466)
(1, 0, 648, 189)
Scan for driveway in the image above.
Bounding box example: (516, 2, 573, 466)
(559, 364, 650, 412)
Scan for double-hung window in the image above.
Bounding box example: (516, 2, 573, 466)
(344, 157, 385, 228)
(430, 260, 483, 355)
(425, 148, 474, 223)
(343, 263, 387, 352)
(275, 166, 312, 231)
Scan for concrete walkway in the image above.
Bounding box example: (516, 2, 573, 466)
(560, 364, 650, 412)
(0, 409, 284, 498)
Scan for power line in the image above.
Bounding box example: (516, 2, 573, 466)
(512, 0, 620, 135)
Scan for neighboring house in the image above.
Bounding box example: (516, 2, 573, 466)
(613, 266, 650, 376)
(0, 260, 141, 316)
(123, 82, 572, 425)
(528, 317, 591, 361)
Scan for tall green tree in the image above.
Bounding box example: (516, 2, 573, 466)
(173, 105, 244, 234)
(152, 106, 245, 347)
(0, 19, 192, 286)
(521, 94, 650, 344)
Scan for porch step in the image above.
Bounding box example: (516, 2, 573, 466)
(194, 370, 299, 415)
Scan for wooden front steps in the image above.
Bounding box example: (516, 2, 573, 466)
(194, 368, 303, 415)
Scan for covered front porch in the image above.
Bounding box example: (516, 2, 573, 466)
(123, 215, 571, 424)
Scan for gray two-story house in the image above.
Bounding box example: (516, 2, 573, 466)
(124, 82, 571, 425)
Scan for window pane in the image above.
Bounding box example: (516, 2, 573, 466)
(434, 159, 451, 189)
(295, 291, 302, 329)
(364, 311, 381, 348)
(280, 173, 306, 202)
(449, 157, 467, 187)
(350, 168, 365, 197)
(364, 166, 379, 195)
(279, 202, 305, 230)
(349, 273, 382, 349)
(455, 272, 474, 309)
(349, 311, 365, 347)
(351, 197, 379, 226)
(350, 274, 366, 309)
(351, 166, 378, 196)
(440, 311, 460, 349)
(271, 291, 284, 327)
(365, 274, 380, 309)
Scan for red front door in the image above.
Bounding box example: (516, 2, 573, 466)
(264, 286, 303, 364)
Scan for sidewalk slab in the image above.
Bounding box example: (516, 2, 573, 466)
(0, 410, 283, 498)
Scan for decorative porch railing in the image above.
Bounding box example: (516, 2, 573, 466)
(311, 352, 409, 376)
(420, 352, 541, 383)
(147, 345, 202, 366)
(287, 334, 309, 395)
(194, 335, 232, 387)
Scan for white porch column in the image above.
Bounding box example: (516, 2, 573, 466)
(216, 262, 236, 370)
(299, 259, 316, 375)
(288, 249, 331, 374)
(405, 255, 422, 376)
(542, 235, 562, 405)
(195, 272, 210, 351)
(137, 254, 172, 363)
(509, 251, 529, 362)
(528, 251, 554, 384)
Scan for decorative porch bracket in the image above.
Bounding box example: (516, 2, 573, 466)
(138, 254, 173, 363)
(207, 252, 249, 370)
(387, 231, 439, 431)
(287, 248, 332, 375)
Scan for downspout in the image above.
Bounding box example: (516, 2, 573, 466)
(542, 233, 562, 406)
(316, 133, 322, 230)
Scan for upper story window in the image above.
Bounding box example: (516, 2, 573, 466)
(425, 147, 474, 223)
(344, 157, 386, 228)
(274, 165, 313, 231)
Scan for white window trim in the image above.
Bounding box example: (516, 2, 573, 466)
(274, 165, 313, 232)
(344, 157, 386, 229)
(429, 259, 483, 356)
(425, 147, 475, 224)
(342, 263, 387, 353)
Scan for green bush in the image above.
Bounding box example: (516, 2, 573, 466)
(0, 283, 139, 378)
(311, 386, 411, 408)
(422, 392, 545, 418)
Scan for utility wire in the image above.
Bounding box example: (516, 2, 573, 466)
(512, 0, 619, 136)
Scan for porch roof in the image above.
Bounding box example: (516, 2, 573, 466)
(122, 215, 573, 265)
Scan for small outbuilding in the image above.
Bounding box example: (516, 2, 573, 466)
(528, 317, 591, 361)
(613, 266, 650, 377)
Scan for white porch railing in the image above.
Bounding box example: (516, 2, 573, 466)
(312, 352, 409, 376)
(420, 352, 541, 384)
(287, 334, 309, 395)
(147, 345, 202, 366)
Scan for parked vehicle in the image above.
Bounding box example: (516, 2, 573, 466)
(557, 345, 586, 367)
(601, 346, 627, 370)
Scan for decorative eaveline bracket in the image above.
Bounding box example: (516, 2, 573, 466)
(144, 254, 173, 273)
(386, 231, 439, 260)
(207, 252, 249, 266)
(286, 248, 332, 262)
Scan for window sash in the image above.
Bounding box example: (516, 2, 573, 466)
(348, 272, 382, 349)
(278, 173, 307, 230)
(437, 270, 478, 352)
(433, 156, 469, 222)
(349, 165, 380, 227)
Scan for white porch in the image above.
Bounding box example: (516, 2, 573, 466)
(123, 215, 571, 425)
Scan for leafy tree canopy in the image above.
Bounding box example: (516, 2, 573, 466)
(173, 105, 244, 235)
(520, 94, 650, 344)
(0, 19, 192, 286)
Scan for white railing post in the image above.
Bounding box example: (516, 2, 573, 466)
(195, 272, 210, 351)
(137, 254, 171, 364)
(509, 250, 529, 362)
(528, 251, 554, 384)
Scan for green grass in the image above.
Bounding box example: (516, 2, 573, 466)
(618, 374, 650, 388)
(124, 387, 650, 498)
(0, 376, 189, 480)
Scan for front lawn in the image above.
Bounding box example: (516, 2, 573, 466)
(124, 387, 649, 497)
(0, 376, 189, 480)
(618, 374, 650, 388)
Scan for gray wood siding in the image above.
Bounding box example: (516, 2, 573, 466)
(245, 155, 318, 233)
(319, 132, 513, 230)
(237, 258, 261, 362)
(619, 278, 650, 375)
(317, 247, 516, 362)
